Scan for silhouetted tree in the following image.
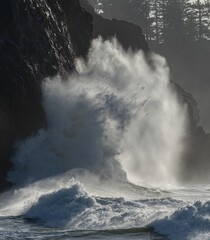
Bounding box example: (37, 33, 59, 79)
(191, 0, 210, 40)
(163, 0, 190, 41)
(150, 0, 168, 43)
(185, 5, 198, 40)
(88, 0, 210, 42)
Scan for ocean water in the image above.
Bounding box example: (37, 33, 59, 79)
(0, 179, 210, 240)
(1, 39, 208, 240)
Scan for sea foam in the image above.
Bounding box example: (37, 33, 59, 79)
(8, 38, 186, 186)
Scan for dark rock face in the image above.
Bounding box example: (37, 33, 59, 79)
(172, 82, 200, 131)
(0, 0, 150, 191)
(5, 0, 204, 189)
(172, 83, 210, 183)
(80, 0, 149, 52)
(0, 0, 92, 189)
(182, 127, 210, 183)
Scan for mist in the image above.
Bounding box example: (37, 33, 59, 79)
(7, 38, 187, 187)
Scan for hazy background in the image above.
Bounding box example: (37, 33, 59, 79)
(88, 0, 210, 132)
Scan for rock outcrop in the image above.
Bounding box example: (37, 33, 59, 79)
(80, 0, 149, 52)
(172, 82, 210, 183)
(0, 0, 92, 189)
(0, 0, 150, 190)
(5, 0, 207, 188)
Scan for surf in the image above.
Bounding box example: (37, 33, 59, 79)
(0, 39, 197, 240)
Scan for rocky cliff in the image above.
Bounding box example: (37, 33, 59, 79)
(172, 80, 210, 183)
(0, 0, 92, 189)
(3, 0, 206, 187)
(80, 0, 149, 52)
(0, 0, 149, 190)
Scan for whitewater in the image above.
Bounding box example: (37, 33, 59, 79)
(0, 39, 210, 240)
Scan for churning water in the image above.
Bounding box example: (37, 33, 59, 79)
(0, 39, 209, 240)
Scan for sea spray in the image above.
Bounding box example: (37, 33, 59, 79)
(8, 38, 187, 186)
(0, 38, 209, 240)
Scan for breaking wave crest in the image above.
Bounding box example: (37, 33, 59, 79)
(8, 38, 186, 186)
(153, 201, 210, 240)
(0, 39, 196, 240)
